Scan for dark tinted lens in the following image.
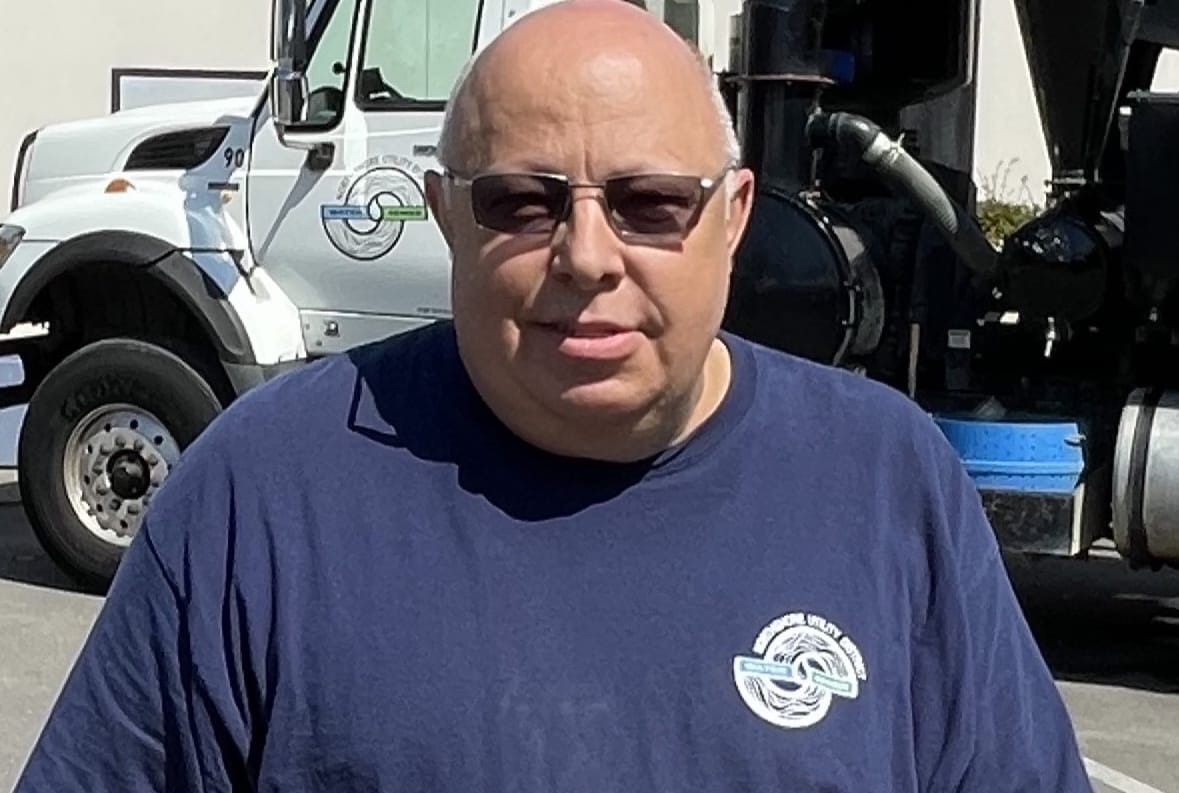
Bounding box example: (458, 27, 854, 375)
(470, 173, 568, 233)
(605, 175, 703, 237)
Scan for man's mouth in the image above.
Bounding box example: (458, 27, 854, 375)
(549, 322, 632, 337)
(532, 320, 644, 360)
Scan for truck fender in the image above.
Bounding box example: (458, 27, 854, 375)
(0, 229, 256, 366)
(7, 180, 246, 253)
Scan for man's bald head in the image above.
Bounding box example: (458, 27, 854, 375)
(435, 0, 740, 175)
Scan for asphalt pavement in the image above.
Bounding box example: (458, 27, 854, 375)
(1, 502, 1177, 792)
(1007, 549, 1179, 793)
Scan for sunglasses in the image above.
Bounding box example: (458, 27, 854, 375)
(446, 168, 732, 244)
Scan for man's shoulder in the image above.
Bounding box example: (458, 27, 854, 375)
(219, 321, 450, 429)
(136, 323, 455, 549)
(172, 321, 456, 477)
(737, 335, 939, 440)
(728, 334, 965, 493)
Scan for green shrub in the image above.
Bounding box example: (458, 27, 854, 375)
(977, 197, 1039, 248)
(976, 158, 1042, 249)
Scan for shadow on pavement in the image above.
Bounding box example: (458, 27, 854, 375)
(0, 505, 83, 593)
(1007, 551, 1179, 695)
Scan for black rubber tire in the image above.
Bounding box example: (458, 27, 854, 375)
(17, 338, 225, 592)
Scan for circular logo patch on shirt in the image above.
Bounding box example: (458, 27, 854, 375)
(732, 611, 868, 729)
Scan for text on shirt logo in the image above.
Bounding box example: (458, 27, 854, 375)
(732, 611, 868, 729)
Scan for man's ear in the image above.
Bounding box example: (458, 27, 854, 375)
(424, 170, 456, 247)
(724, 167, 756, 258)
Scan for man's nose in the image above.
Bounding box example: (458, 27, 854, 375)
(550, 192, 626, 289)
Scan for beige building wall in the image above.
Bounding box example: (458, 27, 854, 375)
(0, 0, 271, 204)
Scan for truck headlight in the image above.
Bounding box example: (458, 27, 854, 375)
(0, 225, 25, 268)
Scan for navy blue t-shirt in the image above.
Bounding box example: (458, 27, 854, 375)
(14, 321, 1092, 792)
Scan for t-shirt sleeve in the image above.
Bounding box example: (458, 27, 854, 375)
(12, 446, 254, 793)
(910, 430, 1094, 793)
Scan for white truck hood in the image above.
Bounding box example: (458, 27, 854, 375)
(22, 95, 258, 188)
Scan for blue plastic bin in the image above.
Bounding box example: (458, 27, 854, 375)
(932, 415, 1085, 494)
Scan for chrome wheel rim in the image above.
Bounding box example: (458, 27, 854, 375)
(62, 403, 180, 546)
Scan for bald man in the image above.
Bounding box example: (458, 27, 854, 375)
(13, 2, 1092, 792)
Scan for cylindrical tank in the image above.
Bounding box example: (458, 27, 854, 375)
(733, 0, 833, 192)
(1112, 388, 1179, 565)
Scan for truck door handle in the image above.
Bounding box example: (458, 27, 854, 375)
(413, 144, 437, 157)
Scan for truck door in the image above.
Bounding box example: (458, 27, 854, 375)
(246, 0, 503, 356)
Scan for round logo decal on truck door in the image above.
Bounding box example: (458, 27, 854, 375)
(321, 155, 429, 261)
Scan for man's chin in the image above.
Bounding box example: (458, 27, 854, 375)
(542, 378, 659, 423)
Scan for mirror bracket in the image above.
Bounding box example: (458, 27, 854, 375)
(302, 141, 336, 172)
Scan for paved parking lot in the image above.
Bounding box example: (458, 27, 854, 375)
(1, 503, 1177, 792)
(1007, 548, 1179, 793)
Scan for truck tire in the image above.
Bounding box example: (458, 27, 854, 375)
(18, 338, 225, 592)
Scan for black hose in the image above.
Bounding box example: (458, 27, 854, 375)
(805, 110, 999, 277)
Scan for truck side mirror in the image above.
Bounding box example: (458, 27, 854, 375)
(270, 68, 308, 128)
(269, 0, 309, 128)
